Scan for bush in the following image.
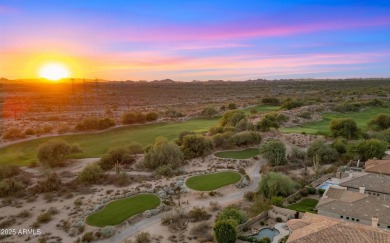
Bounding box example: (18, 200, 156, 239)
(259, 140, 287, 166)
(201, 106, 219, 117)
(244, 191, 256, 202)
(262, 97, 280, 105)
(37, 139, 82, 167)
(258, 172, 298, 198)
(144, 137, 184, 170)
(307, 186, 316, 195)
(248, 196, 272, 217)
(136, 232, 151, 243)
(36, 212, 52, 224)
(188, 207, 211, 222)
(307, 140, 339, 164)
(276, 217, 283, 222)
(368, 113, 390, 131)
(181, 135, 213, 159)
(216, 206, 247, 225)
(78, 163, 104, 184)
(145, 111, 159, 121)
(281, 99, 303, 110)
(318, 189, 325, 196)
(99, 146, 136, 170)
(214, 219, 237, 243)
(330, 118, 359, 139)
(155, 164, 173, 177)
(229, 131, 261, 147)
(75, 117, 115, 131)
(82, 232, 94, 243)
(270, 196, 284, 207)
(190, 221, 211, 236)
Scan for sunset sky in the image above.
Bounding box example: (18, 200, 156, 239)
(1, 0, 390, 81)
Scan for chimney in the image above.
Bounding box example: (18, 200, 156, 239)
(359, 186, 365, 194)
(372, 216, 379, 228)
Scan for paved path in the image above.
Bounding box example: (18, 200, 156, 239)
(100, 160, 264, 243)
(273, 223, 290, 243)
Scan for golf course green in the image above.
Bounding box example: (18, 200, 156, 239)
(86, 194, 160, 227)
(214, 148, 260, 159)
(185, 171, 241, 191)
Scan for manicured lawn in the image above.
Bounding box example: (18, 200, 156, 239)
(0, 118, 218, 165)
(287, 198, 319, 213)
(281, 107, 390, 135)
(86, 194, 160, 227)
(185, 171, 241, 191)
(243, 105, 280, 115)
(214, 148, 260, 159)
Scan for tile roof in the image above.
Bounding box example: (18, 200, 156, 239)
(287, 213, 390, 243)
(317, 186, 390, 226)
(365, 159, 390, 176)
(340, 173, 390, 194)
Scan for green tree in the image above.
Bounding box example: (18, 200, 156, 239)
(258, 172, 297, 198)
(257, 112, 288, 131)
(216, 206, 247, 225)
(121, 112, 137, 124)
(270, 196, 284, 207)
(262, 97, 280, 105)
(248, 195, 272, 217)
(176, 131, 195, 146)
(351, 139, 387, 161)
(229, 131, 261, 146)
(281, 99, 303, 110)
(181, 135, 213, 160)
(307, 140, 339, 163)
(78, 163, 104, 184)
(259, 140, 287, 166)
(330, 118, 359, 139)
(368, 113, 390, 131)
(37, 139, 82, 167)
(214, 219, 237, 243)
(144, 137, 184, 170)
(127, 142, 144, 154)
(331, 138, 348, 154)
(99, 146, 136, 170)
(219, 110, 246, 128)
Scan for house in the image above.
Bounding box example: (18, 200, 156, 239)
(316, 185, 390, 230)
(339, 173, 390, 196)
(365, 159, 390, 176)
(287, 213, 390, 243)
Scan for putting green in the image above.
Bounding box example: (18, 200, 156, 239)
(214, 148, 260, 159)
(86, 194, 160, 227)
(185, 171, 241, 191)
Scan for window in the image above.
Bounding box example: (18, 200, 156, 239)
(340, 216, 343, 219)
(387, 226, 389, 229)
(352, 218, 355, 221)
(346, 217, 349, 220)
(356, 219, 360, 222)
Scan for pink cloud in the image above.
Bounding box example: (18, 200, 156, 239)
(0, 5, 18, 14)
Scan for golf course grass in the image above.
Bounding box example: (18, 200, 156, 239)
(185, 171, 241, 191)
(243, 105, 280, 115)
(0, 118, 218, 165)
(214, 148, 260, 159)
(281, 107, 389, 135)
(287, 198, 319, 213)
(86, 194, 160, 227)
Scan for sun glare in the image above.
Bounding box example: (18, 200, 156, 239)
(39, 63, 70, 81)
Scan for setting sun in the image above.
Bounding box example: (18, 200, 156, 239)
(39, 63, 70, 81)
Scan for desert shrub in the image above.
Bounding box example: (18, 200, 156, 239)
(281, 99, 303, 110)
(270, 196, 284, 207)
(145, 111, 159, 121)
(209, 201, 221, 211)
(81, 232, 94, 243)
(18, 210, 31, 218)
(35, 172, 62, 192)
(99, 146, 136, 170)
(188, 207, 211, 222)
(244, 191, 256, 202)
(307, 186, 316, 195)
(155, 164, 173, 177)
(144, 137, 184, 170)
(212, 132, 234, 149)
(332, 103, 360, 113)
(368, 113, 390, 131)
(228, 103, 237, 110)
(136, 232, 151, 243)
(258, 172, 298, 198)
(214, 219, 237, 243)
(248, 196, 272, 217)
(78, 163, 104, 184)
(351, 139, 387, 161)
(2, 127, 26, 140)
(216, 206, 247, 225)
(75, 117, 115, 131)
(181, 135, 213, 159)
(36, 212, 52, 224)
(190, 221, 211, 236)
(201, 106, 219, 117)
(276, 217, 283, 222)
(37, 139, 82, 167)
(164, 108, 184, 118)
(219, 110, 246, 128)
(330, 118, 359, 139)
(229, 131, 261, 146)
(262, 97, 280, 105)
(259, 140, 287, 166)
(0, 165, 21, 180)
(289, 147, 305, 163)
(307, 140, 339, 163)
(0, 178, 27, 197)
